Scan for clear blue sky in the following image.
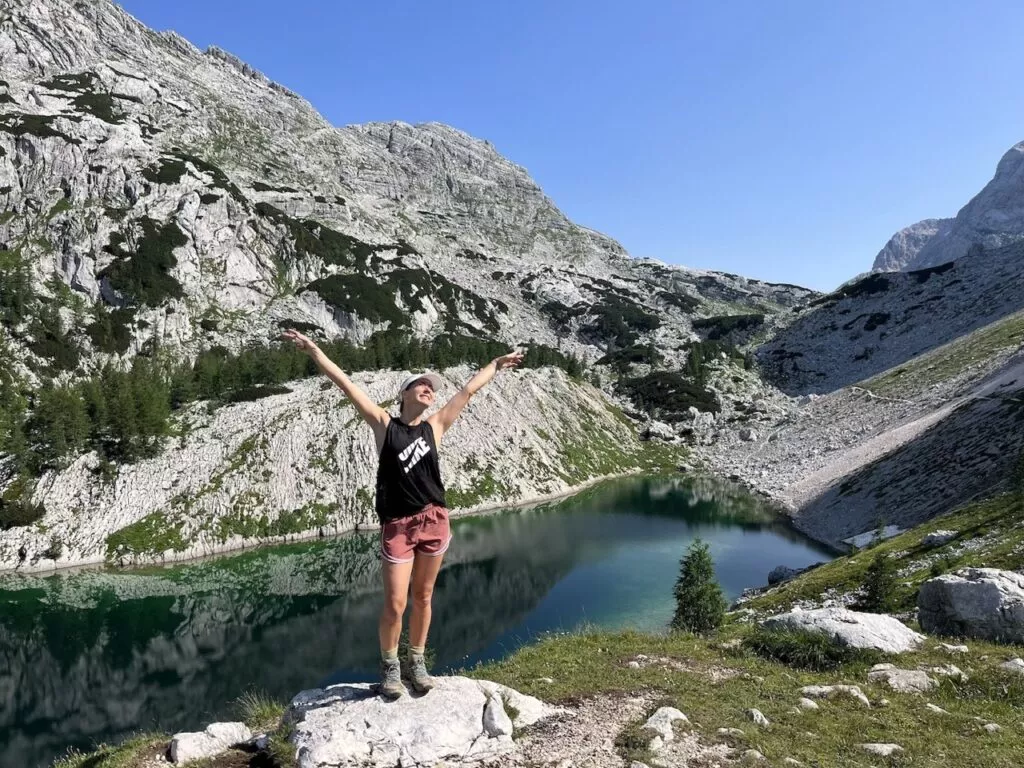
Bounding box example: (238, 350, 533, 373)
(118, 0, 1024, 291)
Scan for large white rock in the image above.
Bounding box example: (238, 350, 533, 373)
(761, 608, 925, 653)
(917, 568, 1024, 643)
(285, 676, 556, 767)
(922, 530, 958, 548)
(170, 722, 252, 765)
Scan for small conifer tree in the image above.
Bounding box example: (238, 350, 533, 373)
(671, 538, 726, 633)
(859, 552, 898, 612)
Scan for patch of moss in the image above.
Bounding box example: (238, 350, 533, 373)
(198, 193, 221, 204)
(305, 273, 406, 326)
(105, 511, 188, 559)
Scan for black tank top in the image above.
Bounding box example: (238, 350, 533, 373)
(375, 418, 447, 522)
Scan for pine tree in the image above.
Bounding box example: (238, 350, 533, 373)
(671, 538, 727, 633)
(859, 553, 898, 613)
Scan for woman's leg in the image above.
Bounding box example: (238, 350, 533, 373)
(379, 559, 414, 653)
(408, 551, 445, 648)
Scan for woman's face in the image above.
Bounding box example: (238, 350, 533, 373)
(403, 378, 436, 412)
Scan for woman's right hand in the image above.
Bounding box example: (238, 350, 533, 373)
(281, 328, 319, 353)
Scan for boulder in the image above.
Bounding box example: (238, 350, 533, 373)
(917, 568, 1024, 643)
(642, 707, 689, 742)
(761, 608, 925, 653)
(739, 428, 759, 442)
(922, 530, 958, 548)
(767, 565, 800, 585)
(999, 658, 1024, 675)
(285, 677, 556, 767)
(170, 722, 252, 765)
(799, 685, 871, 708)
(866, 667, 937, 693)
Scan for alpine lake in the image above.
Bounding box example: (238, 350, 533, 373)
(0, 475, 834, 767)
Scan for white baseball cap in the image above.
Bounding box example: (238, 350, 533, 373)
(398, 372, 443, 397)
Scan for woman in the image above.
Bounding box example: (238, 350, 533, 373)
(283, 329, 524, 698)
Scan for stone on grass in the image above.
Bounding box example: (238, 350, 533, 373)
(939, 643, 969, 654)
(285, 676, 555, 767)
(925, 703, 949, 715)
(630, 762, 651, 768)
(859, 743, 904, 757)
(929, 664, 967, 681)
(627, 660, 641, 669)
(797, 698, 819, 711)
(918, 568, 1024, 643)
(170, 722, 252, 765)
(745, 708, 770, 727)
(866, 667, 937, 693)
(783, 759, 804, 766)
(1000, 658, 1024, 675)
(800, 685, 871, 707)
(742, 749, 767, 763)
(642, 707, 688, 742)
(761, 608, 924, 653)
(984, 723, 1002, 733)
(717, 727, 746, 738)
(922, 530, 958, 548)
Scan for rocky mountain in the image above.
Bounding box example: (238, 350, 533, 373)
(0, 0, 817, 571)
(871, 218, 953, 272)
(871, 141, 1024, 272)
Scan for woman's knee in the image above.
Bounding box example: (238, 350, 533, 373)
(411, 585, 433, 607)
(381, 596, 406, 622)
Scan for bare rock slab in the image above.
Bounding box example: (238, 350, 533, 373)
(285, 676, 556, 767)
(867, 666, 937, 693)
(170, 722, 252, 765)
(918, 568, 1024, 643)
(761, 608, 924, 653)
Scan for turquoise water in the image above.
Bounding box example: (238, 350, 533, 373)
(0, 476, 832, 767)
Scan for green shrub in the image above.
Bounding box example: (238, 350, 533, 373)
(100, 218, 187, 307)
(671, 539, 726, 634)
(745, 628, 884, 671)
(692, 314, 765, 340)
(618, 371, 719, 422)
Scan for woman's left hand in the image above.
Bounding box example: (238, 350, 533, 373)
(494, 350, 525, 370)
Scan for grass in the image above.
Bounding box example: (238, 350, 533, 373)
(51, 733, 166, 768)
(233, 689, 286, 732)
(865, 310, 1024, 397)
(470, 626, 1024, 767)
(741, 492, 1024, 615)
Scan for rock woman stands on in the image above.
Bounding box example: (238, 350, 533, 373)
(283, 329, 524, 698)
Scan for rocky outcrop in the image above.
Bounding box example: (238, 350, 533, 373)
(872, 142, 1024, 273)
(872, 218, 953, 272)
(170, 722, 251, 765)
(283, 677, 555, 767)
(918, 568, 1024, 643)
(760, 608, 925, 653)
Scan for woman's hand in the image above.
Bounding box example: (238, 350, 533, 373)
(281, 328, 319, 353)
(493, 350, 525, 371)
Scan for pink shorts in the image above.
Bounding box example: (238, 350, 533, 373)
(380, 504, 452, 564)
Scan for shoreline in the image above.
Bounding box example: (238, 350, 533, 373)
(0, 468, 649, 577)
(0, 466, 829, 578)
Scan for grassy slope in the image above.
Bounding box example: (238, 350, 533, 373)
(865, 310, 1024, 397)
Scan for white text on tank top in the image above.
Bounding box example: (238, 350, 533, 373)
(400, 436, 431, 474)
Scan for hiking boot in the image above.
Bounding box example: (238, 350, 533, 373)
(406, 653, 435, 693)
(379, 657, 404, 699)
